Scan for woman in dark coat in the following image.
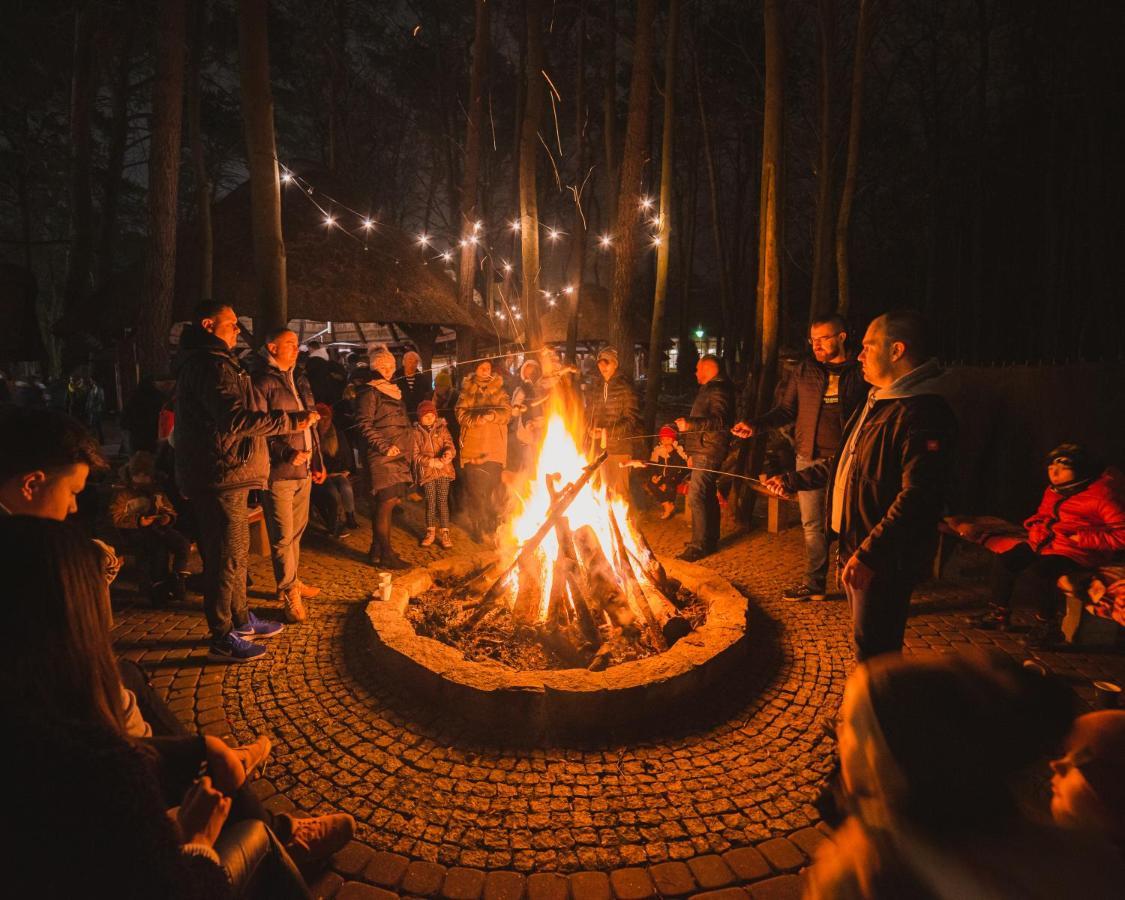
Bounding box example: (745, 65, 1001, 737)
(354, 348, 414, 568)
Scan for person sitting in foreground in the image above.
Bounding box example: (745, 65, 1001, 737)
(109, 450, 192, 606)
(1050, 710, 1125, 858)
(963, 442, 1125, 646)
(644, 424, 689, 519)
(805, 649, 1125, 899)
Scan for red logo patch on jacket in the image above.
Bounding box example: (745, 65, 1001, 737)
(926, 439, 940, 451)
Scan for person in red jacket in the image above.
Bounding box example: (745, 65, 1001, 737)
(973, 442, 1125, 646)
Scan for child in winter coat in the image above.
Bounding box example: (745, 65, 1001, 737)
(108, 451, 192, 605)
(644, 424, 689, 519)
(413, 400, 456, 548)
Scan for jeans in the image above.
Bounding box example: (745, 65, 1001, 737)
(215, 819, 312, 900)
(133, 525, 192, 581)
(462, 462, 502, 536)
(687, 467, 720, 552)
(262, 477, 311, 596)
(990, 543, 1081, 619)
(796, 454, 829, 590)
(844, 559, 917, 661)
(332, 473, 355, 515)
(194, 488, 251, 638)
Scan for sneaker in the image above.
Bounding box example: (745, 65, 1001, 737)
(281, 813, 356, 867)
(964, 608, 1010, 631)
(782, 582, 827, 602)
(231, 735, 272, 781)
(676, 546, 708, 563)
(660, 502, 676, 520)
(208, 632, 268, 663)
(438, 528, 453, 549)
(283, 591, 307, 624)
(233, 612, 285, 640)
(420, 528, 436, 547)
(299, 582, 321, 599)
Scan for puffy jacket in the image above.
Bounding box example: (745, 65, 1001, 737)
(1024, 468, 1125, 567)
(585, 372, 641, 457)
(172, 326, 301, 497)
(456, 373, 511, 466)
(681, 374, 736, 468)
(413, 418, 457, 484)
(109, 486, 177, 530)
(754, 357, 866, 460)
(787, 360, 957, 575)
(250, 356, 324, 482)
(354, 377, 413, 492)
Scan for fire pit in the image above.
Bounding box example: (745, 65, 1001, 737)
(363, 396, 749, 742)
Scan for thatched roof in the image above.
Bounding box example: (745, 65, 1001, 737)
(174, 163, 484, 329)
(538, 283, 646, 346)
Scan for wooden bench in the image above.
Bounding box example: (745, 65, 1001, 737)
(747, 482, 799, 534)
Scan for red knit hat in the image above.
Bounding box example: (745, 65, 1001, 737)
(659, 424, 677, 440)
(416, 400, 438, 418)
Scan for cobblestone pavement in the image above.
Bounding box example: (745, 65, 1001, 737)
(112, 500, 1125, 899)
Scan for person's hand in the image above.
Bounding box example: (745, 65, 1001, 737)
(386, 445, 401, 457)
(674, 417, 688, 432)
(624, 459, 646, 468)
(292, 450, 312, 467)
(429, 458, 444, 470)
(157, 513, 174, 527)
(177, 776, 230, 849)
(139, 514, 157, 527)
(841, 554, 875, 592)
(312, 469, 327, 484)
(293, 411, 317, 431)
(485, 412, 496, 422)
(651, 475, 660, 484)
(761, 475, 788, 498)
(731, 421, 754, 438)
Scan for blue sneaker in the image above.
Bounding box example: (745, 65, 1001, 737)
(208, 631, 268, 663)
(232, 612, 285, 640)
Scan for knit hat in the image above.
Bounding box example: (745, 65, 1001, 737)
(416, 400, 438, 418)
(659, 424, 677, 440)
(125, 450, 157, 481)
(862, 649, 1076, 822)
(1064, 710, 1125, 837)
(597, 346, 619, 364)
(1045, 442, 1102, 482)
(369, 346, 396, 376)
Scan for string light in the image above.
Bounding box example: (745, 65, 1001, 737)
(563, 285, 574, 294)
(441, 251, 453, 262)
(513, 311, 522, 320)
(362, 218, 375, 230)
(323, 214, 336, 227)
(502, 261, 513, 273)
(651, 235, 663, 247)
(547, 298, 556, 308)
(467, 234, 479, 245)
(417, 233, 430, 246)
(510, 220, 520, 232)
(496, 310, 507, 320)
(547, 228, 561, 241)
(281, 172, 292, 184)
(640, 196, 654, 210)
(473, 221, 483, 232)
(599, 234, 612, 248)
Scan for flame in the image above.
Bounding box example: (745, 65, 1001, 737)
(503, 390, 651, 625)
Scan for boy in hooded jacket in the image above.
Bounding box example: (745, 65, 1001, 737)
(413, 400, 456, 548)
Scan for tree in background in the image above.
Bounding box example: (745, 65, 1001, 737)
(519, 0, 546, 348)
(457, 0, 489, 359)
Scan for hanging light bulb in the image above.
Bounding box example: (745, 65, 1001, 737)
(599, 234, 612, 249)
(417, 233, 430, 246)
(640, 196, 654, 210)
(280, 172, 293, 184)
(323, 214, 336, 228)
(441, 251, 453, 262)
(563, 285, 574, 294)
(510, 220, 521, 232)
(362, 218, 375, 230)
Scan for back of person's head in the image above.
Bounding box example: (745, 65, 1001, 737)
(1045, 442, 1103, 482)
(0, 406, 106, 485)
(192, 299, 232, 325)
(1053, 711, 1125, 848)
(0, 517, 122, 732)
(124, 450, 158, 484)
(851, 650, 1075, 830)
(879, 309, 931, 363)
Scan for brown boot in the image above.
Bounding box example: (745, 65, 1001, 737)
(279, 813, 356, 867)
(282, 588, 307, 623)
(298, 581, 321, 599)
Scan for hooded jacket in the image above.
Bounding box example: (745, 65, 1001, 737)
(250, 353, 324, 482)
(1025, 468, 1125, 568)
(456, 373, 511, 466)
(786, 359, 957, 575)
(753, 357, 866, 460)
(413, 418, 457, 484)
(681, 373, 736, 467)
(585, 371, 641, 457)
(172, 325, 300, 497)
(354, 375, 413, 492)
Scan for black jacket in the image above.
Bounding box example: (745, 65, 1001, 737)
(305, 355, 348, 405)
(755, 357, 866, 460)
(585, 371, 642, 456)
(172, 326, 300, 497)
(354, 377, 414, 492)
(250, 356, 324, 482)
(785, 360, 957, 575)
(682, 374, 736, 467)
(394, 368, 434, 418)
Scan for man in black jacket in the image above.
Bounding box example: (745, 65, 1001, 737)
(675, 355, 736, 561)
(763, 310, 957, 661)
(733, 315, 866, 600)
(585, 346, 642, 498)
(174, 302, 318, 663)
(251, 328, 326, 624)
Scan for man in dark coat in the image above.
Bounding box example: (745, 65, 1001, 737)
(585, 346, 642, 498)
(764, 310, 957, 661)
(173, 301, 317, 663)
(251, 328, 326, 624)
(675, 355, 736, 561)
(394, 349, 433, 420)
(733, 314, 867, 600)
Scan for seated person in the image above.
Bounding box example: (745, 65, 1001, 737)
(963, 443, 1125, 646)
(643, 424, 688, 519)
(805, 650, 1125, 898)
(1050, 710, 1125, 858)
(109, 450, 192, 605)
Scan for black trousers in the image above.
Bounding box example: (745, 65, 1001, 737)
(461, 462, 502, 535)
(845, 560, 918, 662)
(193, 488, 251, 638)
(991, 543, 1081, 619)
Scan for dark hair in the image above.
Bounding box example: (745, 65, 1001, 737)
(811, 313, 847, 333)
(880, 309, 930, 361)
(0, 517, 123, 732)
(1045, 442, 1102, 481)
(192, 299, 232, 324)
(0, 407, 106, 482)
(263, 326, 295, 345)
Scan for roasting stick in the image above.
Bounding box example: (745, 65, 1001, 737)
(632, 461, 795, 499)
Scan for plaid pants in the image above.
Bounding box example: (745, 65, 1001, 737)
(422, 477, 452, 529)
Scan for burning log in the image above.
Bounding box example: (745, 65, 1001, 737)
(571, 524, 638, 635)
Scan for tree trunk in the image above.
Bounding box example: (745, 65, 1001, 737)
(520, 0, 546, 348)
(136, 0, 186, 374)
(63, 5, 97, 320)
(608, 0, 657, 357)
(602, 0, 618, 230)
(238, 0, 287, 334)
(564, 3, 589, 364)
(835, 0, 875, 317)
(643, 0, 679, 434)
(97, 16, 135, 283)
(809, 0, 836, 322)
(187, 0, 213, 300)
(676, 125, 700, 390)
